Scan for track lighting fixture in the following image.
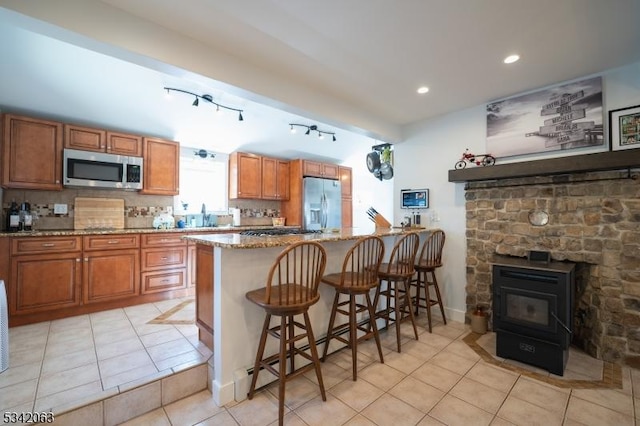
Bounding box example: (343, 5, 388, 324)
(164, 87, 244, 121)
(289, 123, 336, 141)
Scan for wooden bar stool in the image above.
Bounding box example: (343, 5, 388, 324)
(411, 230, 446, 332)
(245, 241, 327, 426)
(373, 232, 420, 352)
(321, 236, 385, 380)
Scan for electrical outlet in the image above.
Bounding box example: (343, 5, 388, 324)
(53, 204, 68, 214)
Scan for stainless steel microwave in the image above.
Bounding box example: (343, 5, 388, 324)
(63, 149, 143, 190)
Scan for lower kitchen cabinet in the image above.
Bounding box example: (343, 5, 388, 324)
(11, 252, 82, 315)
(9, 236, 82, 315)
(83, 249, 140, 303)
(141, 233, 188, 294)
(195, 244, 214, 350)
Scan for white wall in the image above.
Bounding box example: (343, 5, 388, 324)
(393, 61, 640, 323)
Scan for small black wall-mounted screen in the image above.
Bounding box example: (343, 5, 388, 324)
(401, 189, 429, 209)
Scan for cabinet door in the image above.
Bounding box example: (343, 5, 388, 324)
(261, 157, 278, 199)
(107, 132, 142, 156)
(2, 114, 63, 190)
(339, 166, 352, 199)
(341, 198, 353, 227)
(141, 247, 188, 271)
(302, 160, 323, 178)
(64, 124, 106, 152)
(259, 156, 290, 200)
(83, 249, 140, 303)
(11, 252, 82, 315)
(142, 137, 180, 195)
(229, 152, 262, 199)
(277, 160, 290, 200)
(195, 245, 214, 350)
(322, 163, 339, 179)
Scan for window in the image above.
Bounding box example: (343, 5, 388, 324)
(175, 149, 228, 214)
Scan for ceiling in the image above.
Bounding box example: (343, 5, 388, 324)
(0, 0, 639, 164)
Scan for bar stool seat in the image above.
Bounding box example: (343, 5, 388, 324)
(321, 236, 385, 380)
(373, 232, 420, 353)
(246, 241, 327, 426)
(411, 230, 446, 332)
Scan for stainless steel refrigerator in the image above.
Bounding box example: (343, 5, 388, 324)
(303, 177, 342, 230)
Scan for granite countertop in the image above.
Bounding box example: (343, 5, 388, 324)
(184, 227, 431, 249)
(0, 225, 297, 238)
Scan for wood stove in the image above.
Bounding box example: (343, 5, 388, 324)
(492, 256, 575, 375)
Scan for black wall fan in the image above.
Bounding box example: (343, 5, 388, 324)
(366, 143, 393, 180)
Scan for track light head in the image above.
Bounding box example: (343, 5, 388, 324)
(305, 128, 310, 135)
(332, 135, 337, 142)
(238, 111, 243, 121)
(192, 97, 199, 106)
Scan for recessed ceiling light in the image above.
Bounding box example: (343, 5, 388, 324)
(504, 54, 520, 64)
(417, 86, 429, 94)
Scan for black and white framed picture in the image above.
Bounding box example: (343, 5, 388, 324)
(609, 105, 640, 151)
(486, 76, 604, 158)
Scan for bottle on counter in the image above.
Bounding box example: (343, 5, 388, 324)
(6, 199, 20, 232)
(21, 200, 33, 231)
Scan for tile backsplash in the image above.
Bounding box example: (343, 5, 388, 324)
(2, 189, 283, 230)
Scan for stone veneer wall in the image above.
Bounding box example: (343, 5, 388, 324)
(464, 170, 640, 367)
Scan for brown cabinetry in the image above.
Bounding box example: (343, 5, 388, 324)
(303, 160, 339, 179)
(141, 233, 187, 294)
(195, 244, 214, 350)
(82, 235, 140, 304)
(2, 114, 63, 190)
(229, 152, 262, 199)
(9, 236, 82, 315)
(339, 166, 353, 227)
(142, 137, 180, 195)
(262, 157, 290, 200)
(64, 124, 142, 156)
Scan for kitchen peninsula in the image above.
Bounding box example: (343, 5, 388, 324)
(185, 226, 432, 406)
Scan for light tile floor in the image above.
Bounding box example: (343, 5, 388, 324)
(129, 312, 638, 426)
(2, 300, 639, 426)
(0, 297, 211, 416)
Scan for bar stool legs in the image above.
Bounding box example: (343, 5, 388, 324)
(248, 311, 326, 425)
(373, 276, 419, 352)
(415, 268, 447, 333)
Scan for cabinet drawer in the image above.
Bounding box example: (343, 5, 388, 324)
(83, 234, 140, 251)
(141, 269, 187, 294)
(12, 237, 81, 255)
(141, 233, 186, 248)
(141, 247, 187, 270)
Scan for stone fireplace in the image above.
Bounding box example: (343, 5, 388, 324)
(464, 169, 640, 367)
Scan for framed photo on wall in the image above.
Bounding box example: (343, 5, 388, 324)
(609, 105, 640, 151)
(486, 76, 604, 158)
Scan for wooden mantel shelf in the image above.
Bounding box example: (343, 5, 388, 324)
(448, 150, 640, 183)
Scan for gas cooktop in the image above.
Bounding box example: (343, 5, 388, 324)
(239, 228, 322, 236)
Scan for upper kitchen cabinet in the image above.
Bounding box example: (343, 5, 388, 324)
(262, 157, 290, 200)
(302, 160, 339, 179)
(339, 166, 353, 227)
(339, 166, 352, 199)
(141, 137, 180, 195)
(64, 124, 142, 156)
(1, 114, 63, 190)
(229, 152, 262, 199)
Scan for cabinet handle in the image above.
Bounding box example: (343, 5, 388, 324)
(84, 257, 88, 262)
(42, 243, 55, 247)
(161, 257, 168, 260)
(76, 258, 81, 262)
(107, 240, 120, 244)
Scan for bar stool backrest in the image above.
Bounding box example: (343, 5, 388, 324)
(417, 230, 446, 268)
(380, 232, 420, 276)
(339, 236, 385, 288)
(265, 241, 327, 307)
